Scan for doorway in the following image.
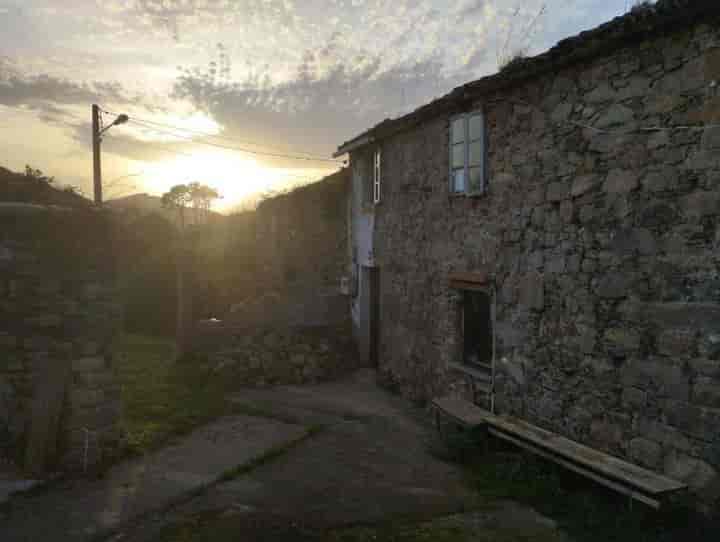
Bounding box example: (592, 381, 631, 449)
(360, 265, 380, 367)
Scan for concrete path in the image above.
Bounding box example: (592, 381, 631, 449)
(111, 370, 567, 542)
(0, 415, 307, 541)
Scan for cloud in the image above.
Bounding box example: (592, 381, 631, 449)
(0, 56, 165, 135)
(118, 0, 297, 41)
(171, 48, 467, 162)
(0, 74, 126, 108)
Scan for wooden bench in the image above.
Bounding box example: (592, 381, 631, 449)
(432, 397, 687, 509)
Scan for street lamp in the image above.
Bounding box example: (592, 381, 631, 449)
(92, 104, 129, 205)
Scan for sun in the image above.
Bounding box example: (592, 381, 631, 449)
(141, 150, 270, 211)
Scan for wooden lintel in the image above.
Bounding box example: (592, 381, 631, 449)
(448, 272, 492, 291)
(448, 272, 490, 284)
(449, 280, 489, 291)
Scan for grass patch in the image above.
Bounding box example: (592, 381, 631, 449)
(325, 521, 472, 542)
(453, 437, 717, 542)
(218, 424, 324, 482)
(325, 513, 564, 542)
(114, 333, 227, 455)
(113, 333, 299, 456)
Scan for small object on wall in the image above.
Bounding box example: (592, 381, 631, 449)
(340, 276, 350, 295)
(340, 275, 358, 296)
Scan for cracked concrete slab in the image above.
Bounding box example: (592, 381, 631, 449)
(1, 415, 307, 541)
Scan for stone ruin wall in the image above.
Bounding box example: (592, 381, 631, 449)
(228, 169, 351, 328)
(0, 204, 122, 474)
(194, 169, 358, 384)
(373, 20, 720, 501)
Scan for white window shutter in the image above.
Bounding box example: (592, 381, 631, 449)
(373, 149, 381, 204)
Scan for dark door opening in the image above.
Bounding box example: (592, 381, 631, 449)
(463, 290, 493, 367)
(369, 267, 380, 367)
(360, 265, 380, 367)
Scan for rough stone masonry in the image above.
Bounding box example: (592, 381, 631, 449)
(0, 203, 122, 473)
(359, 1, 720, 505)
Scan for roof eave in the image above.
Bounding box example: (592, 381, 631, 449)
(333, 135, 375, 158)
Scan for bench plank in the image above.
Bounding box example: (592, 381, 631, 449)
(486, 414, 685, 496)
(432, 397, 489, 427)
(492, 429, 661, 509)
(432, 397, 686, 498)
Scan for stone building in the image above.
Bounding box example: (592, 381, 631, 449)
(336, 0, 720, 498)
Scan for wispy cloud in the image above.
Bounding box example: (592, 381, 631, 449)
(0, 0, 633, 193)
(172, 48, 462, 160)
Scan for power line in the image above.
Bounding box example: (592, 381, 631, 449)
(101, 107, 345, 164)
(102, 133, 334, 185)
(102, 108, 304, 154)
(124, 116, 344, 164)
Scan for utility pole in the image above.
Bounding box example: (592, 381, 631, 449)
(92, 104, 103, 205)
(91, 105, 128, 206)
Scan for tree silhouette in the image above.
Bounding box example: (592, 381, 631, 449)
(162, 182, 220, 227)
(187, 182, 220, 224)
(161, 184, 192, 228)
(160, 182, 221, 359)
(24, 165, 54, 184)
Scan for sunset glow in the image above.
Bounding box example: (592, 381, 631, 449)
(139, 149, 335, 211)
(0, 0, 636, 207)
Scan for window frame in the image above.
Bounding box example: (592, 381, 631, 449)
(372, 147, 381, 204)
(449, 110, 486, 196)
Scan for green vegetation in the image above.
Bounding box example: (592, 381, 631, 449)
(456, 439, 714, 542)
(114, 334, 226, 454)
(218, 424, 324, 482)
(325, 513, 563, 542)
(114, 333, 299, 456)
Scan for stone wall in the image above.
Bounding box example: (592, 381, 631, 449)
(0, 204, 122, 473)
(369, 18, 720, 500)
(200, 325, 359, 387)
(228, 169, 351, 328)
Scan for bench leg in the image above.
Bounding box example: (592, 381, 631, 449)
(435, 408, 443, 440)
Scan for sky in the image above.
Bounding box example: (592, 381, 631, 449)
(0, 0, 642, 211)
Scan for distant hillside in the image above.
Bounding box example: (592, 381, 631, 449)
(106, 193, 165, 215)
(0, 166, 90, 207)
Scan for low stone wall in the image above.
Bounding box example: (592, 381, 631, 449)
(0, 203, 122, 473)
(196, 324, 359, 387)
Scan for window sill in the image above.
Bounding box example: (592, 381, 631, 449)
(449, 191, 487, 199)
(448, 361, 492, 379)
